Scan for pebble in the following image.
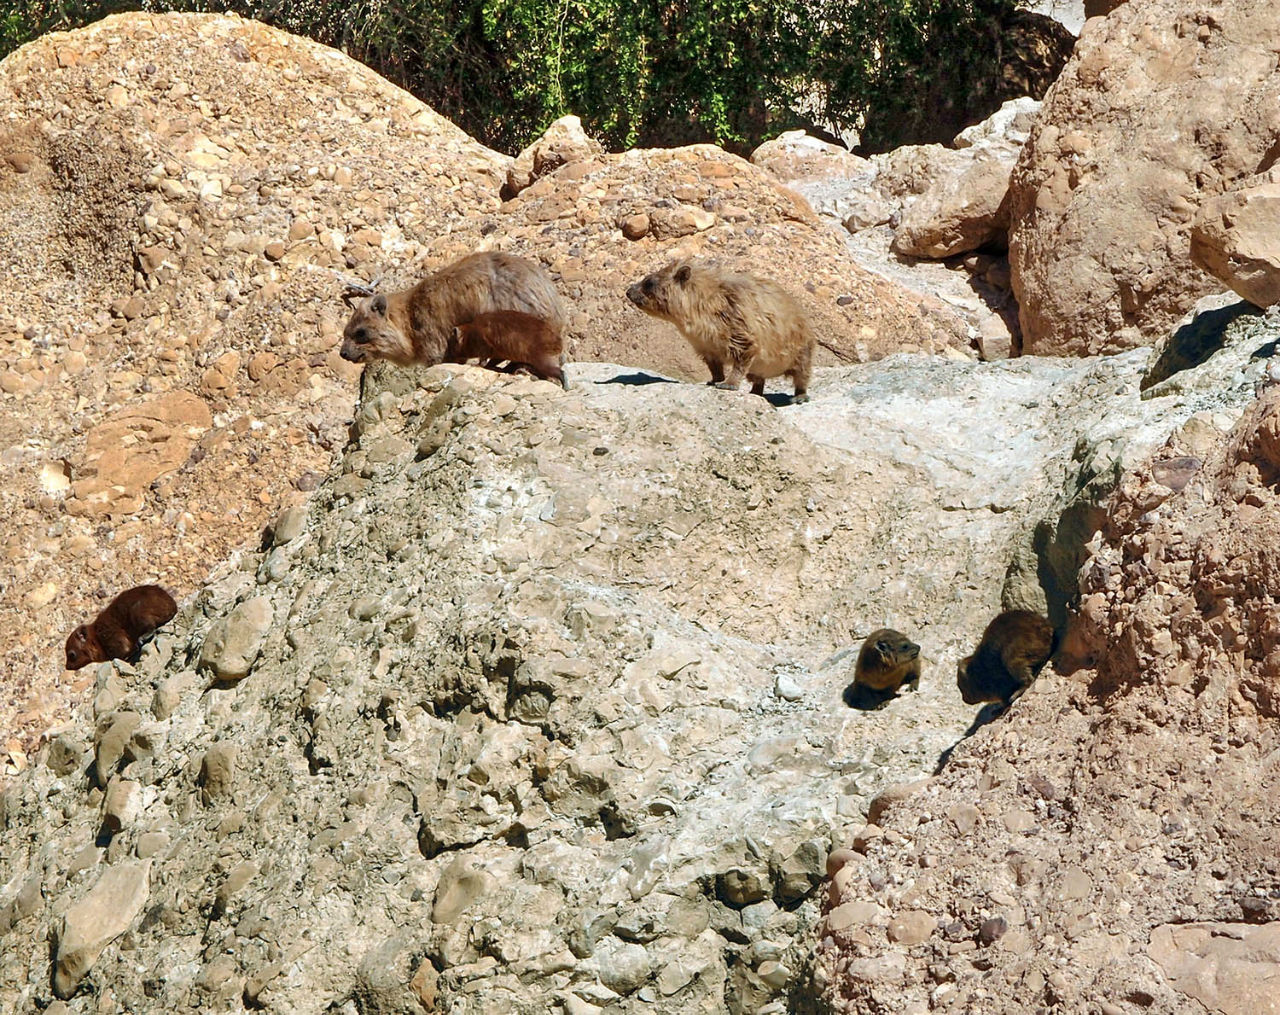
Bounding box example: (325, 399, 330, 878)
(199, 597, 273, 682)
(887, 910, 935, 946)
(774, 672, 803, 701)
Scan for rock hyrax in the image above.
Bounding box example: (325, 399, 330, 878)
(626, 260, 815, 403)
(340, 252, 565, 369)
(451, 310, 567, 389)
(956, 610, 1055, 710)
(65, 585, 177, 670)
(846, 628, 921, 709)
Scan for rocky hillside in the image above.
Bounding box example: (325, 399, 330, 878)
(813, 306, 1280, 1015)
(0, 12, 964, 764)
(0, 297, 1272, 1012)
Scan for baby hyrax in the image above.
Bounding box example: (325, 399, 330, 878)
(65, 585, 177, 670)
(626, 260, 815, 403)
(340, 251, 565, 368)
(451, 310, 567, 388)
(846, 628, 921, 710)
(956, 610, 1055, 711)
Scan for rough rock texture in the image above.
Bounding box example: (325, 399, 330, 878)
(0, 12, 967, 762)
(753, 101, 1041, 357)
(811, 309, 1280, 1014)
(1192, 167, 1280, 309)
(1008, 0, 1280, 355)
(0, 300, 1271, 1011)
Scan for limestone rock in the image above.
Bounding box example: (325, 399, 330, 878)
(504, 115, 604, 198)
(1008, 0, 1280, 354)
(1149, 923, 1280, 1015)
(66, 391, 211, 518)
(199, 597, 272, 682)
(891, 144, 1018, 258)
(52, 860, 150, 998)
(1191, 168, 1280, 309)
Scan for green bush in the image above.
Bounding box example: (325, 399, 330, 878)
(0, 1, 1064, 154)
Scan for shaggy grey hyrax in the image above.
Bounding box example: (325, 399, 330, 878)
(65, 585, 177, 670)
(626, 260, 815, 403)
(956, 610, 1055, 710)
(340, 252, 565, 373)
(452, 310, 567, 389)
(846, 628, 921, 709)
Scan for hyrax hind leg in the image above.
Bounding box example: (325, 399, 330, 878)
(748, 375, 766, 397)
(528, 352, 568, 390)
(788, 340, 813, 404)
(703, 357, 726, 385)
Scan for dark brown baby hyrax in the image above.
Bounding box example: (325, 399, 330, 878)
(625, 260, 815, 403)
(846, 628, 921, 709)
(956, 610, 1055, 710)
(340, 251, 565, 369)
(64, 585, 177, 670)
(451, 310, 567, 389)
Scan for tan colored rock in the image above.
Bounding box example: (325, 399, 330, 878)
(891, 145, 1017, 258)
(504, 114, 604, 198)
(199, 597, 272, 683)
(1008, 0, 1280, 354)
(67, 390, 211, 518)
(52, 860, 150, 998)
(1191, 168, 1280, 309)
(1149, 923, 1280, 1015)
(886, 910, 935, 945)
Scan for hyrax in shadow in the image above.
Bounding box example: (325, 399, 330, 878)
(340, 252, 566, 386)
(845, 628, 921, 710)
(956, 610, 1055, 711)
(626, 260, 815, 403)
(65, 585, 177, 670)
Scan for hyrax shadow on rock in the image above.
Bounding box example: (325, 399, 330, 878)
(845, 628, 921, 710)
(626, 260, 815, 403)
(956, 610, 1055, 711)
(65, 585, 177, 670)
(340, 252, 566, 377)
(451, 310, 567, 389)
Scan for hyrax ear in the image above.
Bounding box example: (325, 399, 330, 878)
(371, 293, 388, 316)
(675, 264, 691, 285)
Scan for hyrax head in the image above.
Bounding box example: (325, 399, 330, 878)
(340, 293, 413, 365)
(626, 262, 693, 322)
(870, 631, 920, 668)
(64, 624, 98, 671)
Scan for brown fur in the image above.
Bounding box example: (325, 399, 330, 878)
(846, 628, 921, 709)
(65, 585, 177, 671)
(956, 610, 1055, 709)
(340, 252, 565, 369)
(626, 260, 815, 403)
(451, 311, 567, 389)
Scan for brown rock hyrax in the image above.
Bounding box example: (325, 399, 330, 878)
(451, 311, 567, 389)
(956, 610, 1055, 709)
(65, 585, 177, 670)
(340, 252, 565, 371)
(625, 261, 815, 403)
(846, 628, 921, 709)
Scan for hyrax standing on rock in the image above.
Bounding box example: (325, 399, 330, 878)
(452, 310, 568, 388)
(626, 261, 815, 403)
(956, 610, 1055, 711)
(340, 252, 567, 385)
(846, 628, 921, 709)
(64, 585, 177, 670)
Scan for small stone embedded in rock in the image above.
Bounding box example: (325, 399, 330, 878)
(52, 860, 151, 998)
(199, 597, 273, 682)
(887, 910, 936, 946)
(102, 778, 142, 833)
(199, 744, 237, 805)
(979, 915, 1008, 945)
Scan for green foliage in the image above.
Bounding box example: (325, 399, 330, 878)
(0, 0, 1058, 155)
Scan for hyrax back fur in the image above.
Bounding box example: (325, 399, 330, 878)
(451, 311, 567, 389)
(956, 610, 1055, 709)
(340, 252, 565, 368)
(847, 628, 921, 709)
(626, 261, 815, 403)
(65, 584, 177, 671)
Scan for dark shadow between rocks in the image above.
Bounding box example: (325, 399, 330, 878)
(1142, 300, 1261, 393)
(932, 703, 1006, 774)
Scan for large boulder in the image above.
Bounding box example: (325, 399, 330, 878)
(1191, 167, 1280, 309)
(1008, 0, 1280, 355)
